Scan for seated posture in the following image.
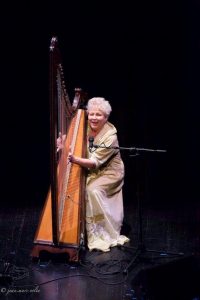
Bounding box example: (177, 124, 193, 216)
(68, 97, 129, 252)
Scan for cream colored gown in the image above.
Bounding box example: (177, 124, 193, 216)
(86, 121, 129, 252)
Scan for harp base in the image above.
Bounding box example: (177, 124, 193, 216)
(31, 244, 80, 262)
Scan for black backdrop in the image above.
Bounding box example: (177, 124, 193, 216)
(1, 1, 199, 208)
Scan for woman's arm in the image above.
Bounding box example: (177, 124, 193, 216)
(68, 151, 96, 169)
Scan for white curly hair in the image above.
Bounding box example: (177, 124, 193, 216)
(87, 97, 112, 117)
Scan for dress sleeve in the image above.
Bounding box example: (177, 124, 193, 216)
(89, 134, 119, 168)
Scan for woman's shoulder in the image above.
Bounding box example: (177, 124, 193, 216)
(105, 121, 117, 134)
(95, 122, 118, 144)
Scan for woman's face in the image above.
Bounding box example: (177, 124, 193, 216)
(88, 108, 107, 133)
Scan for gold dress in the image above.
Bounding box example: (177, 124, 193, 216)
(86, 121, 129, 252)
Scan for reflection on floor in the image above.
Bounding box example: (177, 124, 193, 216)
(0, 205, 200, 300)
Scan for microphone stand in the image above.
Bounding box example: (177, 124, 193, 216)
(90, 142, 184, 274)
(91, 143, 167, 153)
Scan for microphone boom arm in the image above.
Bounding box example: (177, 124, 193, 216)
(93, 144, 167, 153)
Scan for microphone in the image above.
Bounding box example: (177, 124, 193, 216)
(88, 136, 94, 152)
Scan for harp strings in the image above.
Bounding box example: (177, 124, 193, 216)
(58, 110, 82, 232)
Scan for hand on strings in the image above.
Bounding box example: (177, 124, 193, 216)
(68, 146, 75, 163)
(57, 132, 66, 151)
(68, 147, 95, 168)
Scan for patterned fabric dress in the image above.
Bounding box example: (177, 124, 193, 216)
(86, 121, 129, 252)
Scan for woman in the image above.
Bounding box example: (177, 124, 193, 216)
(68, 97, 129, 252)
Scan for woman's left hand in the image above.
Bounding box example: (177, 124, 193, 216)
(68, 146, 76, 163)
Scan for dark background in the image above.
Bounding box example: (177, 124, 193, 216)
(0, 0, 199, 209)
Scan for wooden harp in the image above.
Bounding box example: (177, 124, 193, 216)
(31, 37, 87, 262)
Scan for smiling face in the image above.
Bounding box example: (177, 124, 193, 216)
(88, 108, 108, 134)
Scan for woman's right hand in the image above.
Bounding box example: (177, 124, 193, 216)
(57, 132, 66, 151)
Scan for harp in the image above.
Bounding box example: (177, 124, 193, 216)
(31, 37, 87, 262)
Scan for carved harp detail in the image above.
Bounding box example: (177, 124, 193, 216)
(31, 37, 87, 261)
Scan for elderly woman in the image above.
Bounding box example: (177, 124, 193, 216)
(68, 97, 129, 252)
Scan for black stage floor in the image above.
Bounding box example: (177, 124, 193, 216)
(0, 204, 200, 300)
